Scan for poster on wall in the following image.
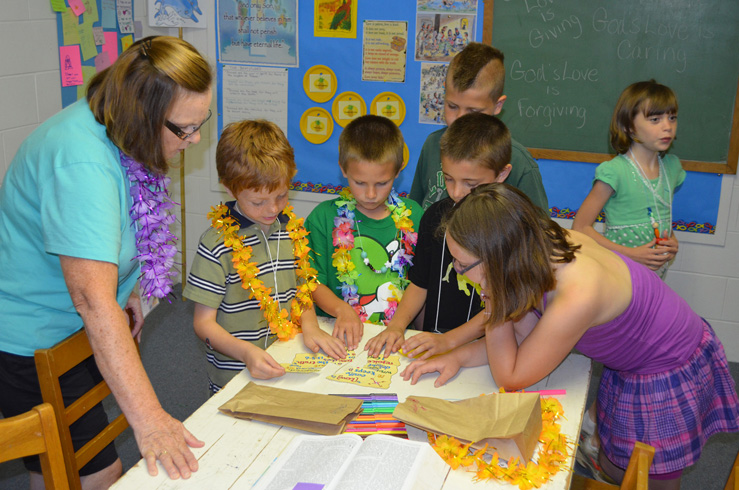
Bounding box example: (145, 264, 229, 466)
(419, 62, 447, 125)
(362, 21, 408, 83)
(148, 0, 207, 28)
(414, 0, 476, 63)
(314, 0, 357, 38)
(218, 0, 298, 66)
(221, 64, 289, 134)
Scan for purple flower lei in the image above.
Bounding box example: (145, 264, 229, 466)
(120, 151, 178, 302)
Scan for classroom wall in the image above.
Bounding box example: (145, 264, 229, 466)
(2, 0, 738, 361)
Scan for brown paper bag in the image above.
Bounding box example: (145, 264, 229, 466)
(393, 392, 542, 462)
(219, 382, 363, 435)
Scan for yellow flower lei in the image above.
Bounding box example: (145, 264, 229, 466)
(207, 203, 318, 341)
(429, 397, 569, 490)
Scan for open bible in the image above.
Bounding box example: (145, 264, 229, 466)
(252, 433, 449, 490)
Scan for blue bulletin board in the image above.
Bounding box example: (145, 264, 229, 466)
(216, 1, 721, 234)
(55, 0, 135, 109)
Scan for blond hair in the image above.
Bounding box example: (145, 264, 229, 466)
(338, 115, 404, 173)
(217, 120, 296, 194)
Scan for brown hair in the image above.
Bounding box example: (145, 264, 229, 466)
(442, 183, 580, 325)
(87, 36, 212, 174)
(440, 113, 511, 174)
(216, 120, 296, 194)
(447, 43, 505, 102)
(610, 79, 678, 154)
(338, 115, 404, 173)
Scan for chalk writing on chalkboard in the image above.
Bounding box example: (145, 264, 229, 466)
(483, 1, 739, 174)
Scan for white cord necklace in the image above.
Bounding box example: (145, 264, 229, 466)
(235, 202, 279, 348)
(626, 149, 673, 237)
(434, 234, 475, 334)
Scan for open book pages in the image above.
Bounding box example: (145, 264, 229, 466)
(252, 433, 449, 490)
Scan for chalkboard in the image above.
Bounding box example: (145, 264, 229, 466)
(483, 1, 739, 174)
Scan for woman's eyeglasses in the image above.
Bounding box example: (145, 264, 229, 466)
(165, 109, 212, 141)
(452, 258, 481, 276)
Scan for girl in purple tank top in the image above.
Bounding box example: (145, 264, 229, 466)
(401, 183, 738, 490)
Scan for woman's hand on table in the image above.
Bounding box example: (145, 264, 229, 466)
(400, 332, 450, 361)
(332, 307, 364, 350)
(136, 410, 204, 479)
(304, 327, 347, 360)
(125, 291, 145, 342)
(364, 326, 405, 358)
(401, 354, 461, 388)
(244, 346, 286, 379)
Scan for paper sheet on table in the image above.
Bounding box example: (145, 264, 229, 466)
(327, 355, 400, 389)
(393, 392, 542, 462)
(218, 382, 363, 435)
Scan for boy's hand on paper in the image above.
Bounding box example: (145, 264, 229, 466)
(136, 410, 203, 480)
(400, 332, 449, 361)
(364, 326, 404, 358)
(305, 327, 347, 360)
(333, 307, 364, 350)
(244, 349, 286, 379)
(401, 355, 460, 388)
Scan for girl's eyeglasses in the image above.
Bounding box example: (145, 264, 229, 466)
(165, 109, 212, 141)
(453, 258, 481, 276)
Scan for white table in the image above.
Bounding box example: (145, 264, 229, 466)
(112, 320, 592, 489)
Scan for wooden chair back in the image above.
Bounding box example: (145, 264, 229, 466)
(35, 327, 137, 490)
(0, 403, 70, 490)
(570, 441, 655, 490)
(725, 449, 739, 490)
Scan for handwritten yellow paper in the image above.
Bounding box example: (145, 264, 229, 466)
(281, 350, 358, 373)
(327, 355, 400, 389)
(281, 353, 330, 373)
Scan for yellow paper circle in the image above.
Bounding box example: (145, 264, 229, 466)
(300, 107, 334, 144)
(303, 65, 338, 103)
(401, 143, 409, 171)
(331, 91, 367, 128)
(370, 91, 406, 126)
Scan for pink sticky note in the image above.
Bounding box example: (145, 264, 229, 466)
(67, 0, 86, 16)
(60, 45, 84, 87)
(102, 31, 119, 64)
(94, 51, 112, 72)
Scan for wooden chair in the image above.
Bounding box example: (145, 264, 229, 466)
(0, 403, 70, 490)
(725, 449, 739, 490)
(571, 441, 655, 490)
(35, 327, 138, 490)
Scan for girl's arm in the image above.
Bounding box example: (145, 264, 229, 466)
(400, 308, 487, 361)
(573, 181, 668, 270)
(484, 283, 598, 390)
(400, 337, 489, 387)
(365, 283, 427, 357)
(193, 303, 285, 379)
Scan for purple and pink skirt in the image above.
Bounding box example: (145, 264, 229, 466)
(597, 320, 739, 476)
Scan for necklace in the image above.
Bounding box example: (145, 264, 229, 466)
(430, 396, 568, 489)
(120, 151, 178, 302)
(208, 203, 317, 341)
(332, 188, 417, 324)
(435, 234, 477, 333)
(626, 150, 673, 240)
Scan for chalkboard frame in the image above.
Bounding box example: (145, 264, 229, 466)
(482, 1, 739, 175)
